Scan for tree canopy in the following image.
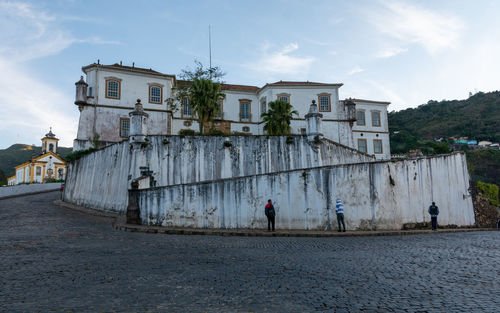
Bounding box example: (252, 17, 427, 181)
(189, 78, 225, 134)
(261, 100, 298, 135)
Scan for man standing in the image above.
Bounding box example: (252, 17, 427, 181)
(335, 198, 346, 232)
(428, 202, 439, 231)
(265, 199, 276, 231)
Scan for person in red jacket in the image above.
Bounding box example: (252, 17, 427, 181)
(265, 199, 276, 231)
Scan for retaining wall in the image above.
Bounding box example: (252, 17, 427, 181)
(0, 183, 62, 199)
(63, 135, 373, 212)
(137, 153, 474, 230)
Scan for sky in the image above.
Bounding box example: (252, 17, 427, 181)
(0, 0, 499, 148)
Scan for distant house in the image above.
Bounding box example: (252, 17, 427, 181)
(478, 141, 492, 147)
(7, 129, 67, 185)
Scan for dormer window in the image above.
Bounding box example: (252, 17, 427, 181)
(106, 79, 121, 99)
(149, 85, 162, 104)
(277, 94, 290, 103)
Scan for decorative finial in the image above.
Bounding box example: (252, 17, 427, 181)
(312, 100, 316, 105)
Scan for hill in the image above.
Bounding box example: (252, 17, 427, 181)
(389, 91, 500, 144)
(388, 91, 500, 187)
(0, 144, 72, 185)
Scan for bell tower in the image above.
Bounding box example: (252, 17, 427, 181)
(41, 127, 59, 154)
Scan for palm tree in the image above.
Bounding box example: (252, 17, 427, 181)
(189, 78, 226, 134)
(261, 100, 298, 135)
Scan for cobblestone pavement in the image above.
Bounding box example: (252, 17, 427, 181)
(1, 192, 499, 312)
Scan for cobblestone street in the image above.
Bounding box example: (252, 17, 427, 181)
(1, 192, 499, 312)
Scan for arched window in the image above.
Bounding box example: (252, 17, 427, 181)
(149, 85, 162, 104)
(106, 79, 120, 99)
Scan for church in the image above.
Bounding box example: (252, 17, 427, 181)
(7, 129, 67, 185)
(73, 62, 391, 159)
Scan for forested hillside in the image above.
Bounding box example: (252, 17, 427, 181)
(388, 91, 500, 187)
(0, 144, 72, 185)
(389, 91, 500, 143)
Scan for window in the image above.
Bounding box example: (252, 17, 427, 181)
(36, 166, 41, 176)
(182, 97, 192, 117)
(277, 94, 290, 103)
(149, 85, 162, 104)
(373, 139, 383, 154)
(356, 110, 365, 126)
(239, 99, 251, 120)
(260, 98, 267, 114)
(120, 118, 130, 137)
(106, 79, 120, 99)
(318, 94, 331, 112)
(371, 111, 381, 127)
(242, 126, 250, 132)
(358, 139, 367, 153)
(217, 99, 223, 119)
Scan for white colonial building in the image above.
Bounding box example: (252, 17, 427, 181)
(73, 62, 391, 159)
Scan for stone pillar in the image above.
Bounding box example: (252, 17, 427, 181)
(74, 76, 88, 112)
(129, 99, 149, 144)
(126, 180, 141, 225)
(305, 100, 323, 142)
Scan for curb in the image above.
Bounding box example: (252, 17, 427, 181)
(53, 200, 497, 238)
(54, 200, 120, 218)
(0, 189, 61, 200)
(112, 220, 497, 238)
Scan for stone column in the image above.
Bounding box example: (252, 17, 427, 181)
(129, 99, 149, 144)
(305, 100, 323, 142)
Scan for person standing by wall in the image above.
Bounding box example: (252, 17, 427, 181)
(428, 202, 439, 231)
(335, 198, 346, 232)
(265, 199, 276, 231)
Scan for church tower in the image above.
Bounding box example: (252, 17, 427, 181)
(41, 128, 59, 154)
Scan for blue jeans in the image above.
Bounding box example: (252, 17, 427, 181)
(431, 216, 438, 230)
(336, 213, 345, 231)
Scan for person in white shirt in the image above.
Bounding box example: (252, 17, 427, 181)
(335, 198, 346, 232)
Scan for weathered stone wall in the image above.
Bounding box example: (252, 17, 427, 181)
(0, 183, 62, 199)
(137, 153, 474, 230)
(63, 135, 374, 212)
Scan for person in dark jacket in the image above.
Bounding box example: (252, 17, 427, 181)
(428, 202, 439, 230)
(265, 199, 276, 231)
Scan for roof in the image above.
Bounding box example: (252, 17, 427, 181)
(82, 63, 176, 80)
(349, 98, 391, 105)
(14, 151, 66, 169)
(265, 81, 343, 87)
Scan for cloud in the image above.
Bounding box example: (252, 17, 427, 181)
(375, 47, 408, 58)
(245, 42, 314, 77)
(367, 80, 405, 110)
(0, 1, 114, 147)
(368, 0, 465, 54)
(348, 66, 364, 75)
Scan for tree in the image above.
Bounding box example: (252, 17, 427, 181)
(261, 100, 298, 135)
(189, 78, 225, 134)
(168, 60, 226, 134)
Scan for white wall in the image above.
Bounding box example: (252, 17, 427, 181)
(138, 153, 474, 230)
(0, 183, 62, 199)
(63, 135, 375, 212)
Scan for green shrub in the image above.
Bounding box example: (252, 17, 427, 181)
(231, 131, 251, 136)
(179, 129, 197, 136)
(477, 181, 499, 206)
(286, 136, 294, 144)
(205, 128, 228, 136)
(64, 148, 98, 162)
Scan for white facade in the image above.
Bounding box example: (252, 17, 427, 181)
(74, 63, 391, 159)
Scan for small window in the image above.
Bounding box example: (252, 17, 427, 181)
(239, 100, 251, 120)
(242, 126, 250, 132)
(373, 139, 383, 154)
(183, 121, 192, 127)
(182, 97, 192, 117)
(260, 98, 267, 114)
(356, 110, 365, 126)
(318, 94, 331, 112)
(300, 128, 306, 135)
(149, 85, 162, 104)
(106, 79, 120, 99)
(120, 118, 130, 137)
(217, 99, 223, 119)
(372, 111, 381, 127)
(358, 139, 367, 153)
(277, 94, 290, 103)
(36, 166, 41, 176)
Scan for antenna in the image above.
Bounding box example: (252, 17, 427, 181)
(209, 25, 212, 78)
